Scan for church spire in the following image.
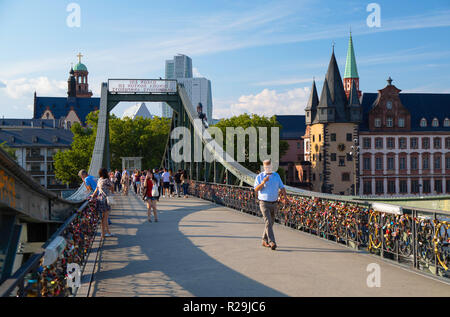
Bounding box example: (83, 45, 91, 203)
(343, 32, 361, 99)
(305, 79, 319, 125)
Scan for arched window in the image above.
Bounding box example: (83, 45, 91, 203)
(432, 118, 439, 127)
(420, 118, 427, 127)
(444, 118, 450, 127)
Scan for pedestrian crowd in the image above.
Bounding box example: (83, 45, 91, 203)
(78, 167, 190, 238)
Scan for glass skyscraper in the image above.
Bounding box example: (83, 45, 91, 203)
(161, 54, 212, 122)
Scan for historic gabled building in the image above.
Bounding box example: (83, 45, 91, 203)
(33, 53, 99, 127)
(303, 33, 450, 196)
(304, 39, 362, 194)
(359, 79, 450, 196)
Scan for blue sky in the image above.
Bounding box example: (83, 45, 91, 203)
(1, 0, 450, 119)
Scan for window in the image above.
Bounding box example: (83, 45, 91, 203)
(297, 142, 301, 149)
(422, 137, 430, 149)
(387, 157, 394, 170)
(375, 157, 383, 170)
(312, 173, 316, 181)
(434, 156, 441, 169)
(446, 157, 450, 169)
(433, 137, 441, 149)
(346, 133, 352, 142)
(423, 180, 430, 194)
(398, 118, 405, 128)
(312, 135, 315, 142)
(363, 138, 371, 149)
(374, 118, 381, 127)
(446, 137, 450, 149)
(444, 118, 450, 127)
(347, 153, 353, 161)
(331, 133, 336, 141)
(399, 138, 407, 149)
(435, 180, 442, 194)
(386, 100, 393, 110)
(363, 181, 372, 195)
(331, 153, 336, 161)
(342, 173, 350, 181)
(399, 180, 408, 194)
(363, 157, 371, 170)
(375, 180, 384, 194)
(411, 180, 420, 193)
(410, 137, 418, 149)
(339, 156, 345, 166)
(319, 134, 321, 142)
(388, 180, 396, 193)
(375, 138, 383, 149)
(432, 118, 439, 127)
(319, 153, 322, 161)
(411, 157, 418, 170)
(399, 157, 407, 170)
(387, 137, 395, 149)
(420, 118, 427, 127)
(423, 156, 430, 169)
(386, 117, 393, 127)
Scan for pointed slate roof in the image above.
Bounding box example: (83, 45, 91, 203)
(318, 78, 332, 108)
(305, 80, 319, 110)
(325, 50, 347, 108)
(344, 33, 359, 79)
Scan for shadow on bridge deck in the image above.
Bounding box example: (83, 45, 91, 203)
(88, 194, 450, 297)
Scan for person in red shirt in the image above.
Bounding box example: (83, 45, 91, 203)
(143, 171, 159, 222)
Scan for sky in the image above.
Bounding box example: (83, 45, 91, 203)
(1, 0, 450, 119)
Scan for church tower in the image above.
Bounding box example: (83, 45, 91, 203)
(305, 44, 360, 195)
(343, 32, 361, 99)
(69, 53, 92, 98)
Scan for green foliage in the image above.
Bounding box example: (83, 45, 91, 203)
(54, 111, 171, 185)
(213, 114, 289, 173)
(0, 141, 17, 160)
(54, 121, 95, 185)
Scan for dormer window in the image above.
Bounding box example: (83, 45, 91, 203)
(432, 118, 439, 127)
(398, 118, 405, 128)
(374, 118, 381, 127)
(420, 118, 427, 127)
(386, 117, 393, 127)
(444, 118, 450, 127)
(386, 100, 392, 110)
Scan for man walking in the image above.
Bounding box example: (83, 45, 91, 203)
(254, 159, 287, 250)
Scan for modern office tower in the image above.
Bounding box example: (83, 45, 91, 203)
(177, 77, 213, 123)
(162, 54, 193, 118)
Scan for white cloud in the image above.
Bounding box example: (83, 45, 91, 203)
(1, 77, 66, 99)
(214, 87, 310, 118)
(0, 81, 6, 88)
(193, 67, 204, 78)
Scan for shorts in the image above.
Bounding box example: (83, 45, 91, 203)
(163, 182, 170, 188)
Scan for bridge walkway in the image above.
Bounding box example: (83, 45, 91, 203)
(87, 194, 450, 297)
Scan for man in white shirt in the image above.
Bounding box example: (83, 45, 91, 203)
(161, 168, 171, 197)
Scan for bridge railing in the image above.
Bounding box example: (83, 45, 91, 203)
(0, 199, 100, 297)
(188, 180, 449, 279)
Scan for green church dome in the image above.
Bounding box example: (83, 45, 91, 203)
(73, 62, 88, 72)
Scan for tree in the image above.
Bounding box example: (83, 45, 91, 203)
(213, 114, 289, 174)
(0, 141, 17, 160)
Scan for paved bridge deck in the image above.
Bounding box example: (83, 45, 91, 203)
(86, 194, 450, 297)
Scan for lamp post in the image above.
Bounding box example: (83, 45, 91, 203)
(349, 138, 360, 196)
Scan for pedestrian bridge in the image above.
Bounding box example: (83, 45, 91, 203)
(0, 80, 449, 296)
(73, 194, 450, 296)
